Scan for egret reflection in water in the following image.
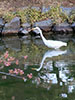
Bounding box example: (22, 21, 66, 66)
(33, 50, 67, 71)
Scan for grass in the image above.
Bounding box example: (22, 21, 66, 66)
(68, 9, 75, 23)
(0, 4, 74, 24)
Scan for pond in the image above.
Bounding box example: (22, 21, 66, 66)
(0, 35, 75, 100)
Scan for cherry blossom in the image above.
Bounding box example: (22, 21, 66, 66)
(4, 61, 11, 66)
(24, 55, 28, 59)
(7, 57, 15, 62)
(15, 59, 19, 65)
(27, 73, 32, 79)
(4, 51, 9, 59)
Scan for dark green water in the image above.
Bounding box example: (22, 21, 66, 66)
(0, 36, 75, 100)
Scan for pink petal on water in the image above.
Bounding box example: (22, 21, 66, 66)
(9, 69, 14, 74)
(4, 51, 9, 59)
(15, 59, 19, 65)
(27, 73, 32, 79)
(24, 55, 28, 59)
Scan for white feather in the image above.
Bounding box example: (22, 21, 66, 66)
(33, 27, 67, 49)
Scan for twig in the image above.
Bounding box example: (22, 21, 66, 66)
(0, 71, 23, 79)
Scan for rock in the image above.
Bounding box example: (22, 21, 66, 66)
(22, 23, 31, 29)
(52, 33, 72, 42)
(31, 29, 40, 35)
(0, 18, 4, 27)
(42, 6, 50, 13)
(31, 6, 40, 11)
(21, 6, 29, 10)
(21, 29, 29, 35)
(19, 23, 31, 35)
(2, 17, 20, 35)
(0, 18, 5, 34)
(52, 22, 73, 41)
(60, 6, 74, 16)
(52, 22, 73, 34)
(33, 19, 53, 32)
(0, 27, 2, 34)
(0, 38, 5, 51)
(70, 9, 75, 15)
(19, 28, 29, 35)
(71, 22, 75, 32)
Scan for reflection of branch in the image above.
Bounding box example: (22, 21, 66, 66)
(35, 50, 67, 71)
(0, 71, 23, 79)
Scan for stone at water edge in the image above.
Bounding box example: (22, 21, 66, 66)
(22, 23, 31, 29)
(0, 18, 5, 26)
(2, 17, 20, 35)
(31, 6, 40, 11)
(19, 23, 31, 35)
(19, 28, 30, 35)
(71, 22, 75, 32)
(52, 22, 73, 33)
(52, 22, 73, 41)
(60, 6, 75, 16)
(41, 6, 50, 13)
(33, 19, 53, 32)
(0, 18, 5, 34)
(31, 28, 40, 35)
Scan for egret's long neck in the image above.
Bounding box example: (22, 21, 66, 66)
(39, 30, 47, 43)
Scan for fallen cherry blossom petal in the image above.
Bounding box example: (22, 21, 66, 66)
(4, 51, 9, 59)
(15, 59, 19, 65)
(24, 55, 28, 59)
(27, 73, 32, 79)
(9, 69, 14, 74)
(4, 61, 11, 66)
(13, 68, 19, 75)
(8, 57, 15, 62)
(19, 70, 24, 75)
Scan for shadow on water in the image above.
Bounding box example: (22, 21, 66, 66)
(0, 36, 75, 100)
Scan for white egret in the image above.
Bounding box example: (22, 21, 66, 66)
(32, 27, 67, 49)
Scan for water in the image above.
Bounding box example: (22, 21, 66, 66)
(0, 36, 75, 100)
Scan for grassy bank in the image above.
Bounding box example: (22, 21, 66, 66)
(0, 4, 75, 24)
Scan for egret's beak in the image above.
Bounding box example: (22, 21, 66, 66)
(28, 28, 36, 32)
(31, 68, 37, 70)
(31, 28, 36, 31)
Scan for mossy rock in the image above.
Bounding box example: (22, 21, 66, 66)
(68, 9, 75, 23)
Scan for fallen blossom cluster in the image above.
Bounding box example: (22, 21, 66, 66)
(0, 51, 15, 67)
(9, 68, 24, 75)
(0, 51, 33, 81)
(0, 51, 28, 67)
(27, 73, 32, 79)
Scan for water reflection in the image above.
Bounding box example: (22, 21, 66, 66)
(34, 50, 67, 71)
(32, 59, 75, 97)
(32, 49, 75, 97)
(0, 36, 75, 100)
(2, 36, 21, 51)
